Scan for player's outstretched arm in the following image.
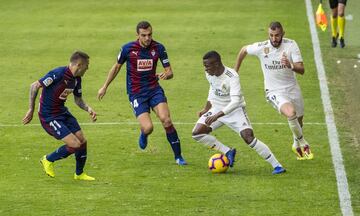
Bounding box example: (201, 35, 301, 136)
(157, 66, 173, 80)
(74, 96, 97, 122)
(22, 81, 42, 124)
(97, 62, 122, 100)
(234, 46, 248, 72)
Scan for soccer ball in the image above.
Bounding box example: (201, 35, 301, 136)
(208, 153, 229, 173)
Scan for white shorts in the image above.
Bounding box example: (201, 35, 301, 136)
(265, 85, 304, 117)
(196, 106, 253, 133)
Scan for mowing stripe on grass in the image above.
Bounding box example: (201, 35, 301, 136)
(305, 0, 354, 215)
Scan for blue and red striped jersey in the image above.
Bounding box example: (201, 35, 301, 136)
(38, 66, 81, 121)
(117, 39, 170, 96)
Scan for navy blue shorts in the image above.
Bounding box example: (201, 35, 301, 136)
(39, 112, 81, 140)
(129, 87, 167, 117)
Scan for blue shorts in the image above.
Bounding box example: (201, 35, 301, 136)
(39, 112, 81, 140)
(129, 87, 167, 117)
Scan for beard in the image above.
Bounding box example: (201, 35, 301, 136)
(270, 37, 283, 48)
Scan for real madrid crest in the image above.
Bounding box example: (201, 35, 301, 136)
(263, 47, 269, 58)
(264, 47, 269, 54)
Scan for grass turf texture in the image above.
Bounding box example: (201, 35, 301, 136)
(0, 0, 358, 215)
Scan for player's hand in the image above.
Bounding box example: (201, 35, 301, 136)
(205, 111, 224, 125)
(97, 86, 107, 100)
(281, 52, 291, 68)
(22, 109, 34, 125)
(157, 71, 173, 80)
(197, 109, 209, 117)
(205, 115, 217, 126)
(87, 107, 97, 122)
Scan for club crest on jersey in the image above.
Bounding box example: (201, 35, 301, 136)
(151, 50, 156, 56)
(42, 77, 53, 87)
(264, 47, 269, 58)
(264, 47, 269, 54)
(137, 59, 153, 71)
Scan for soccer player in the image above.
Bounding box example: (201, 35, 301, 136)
(97, 21, 187, 165)
(234, 21, 314, 160)
(22, 51, 97, 180)
(192, 51, 285, 174)
(329, 0, 347, 48)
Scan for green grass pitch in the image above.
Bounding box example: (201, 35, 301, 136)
(0, 0, 359, 215)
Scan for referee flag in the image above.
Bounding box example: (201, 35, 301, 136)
(316, 2, 328, 31)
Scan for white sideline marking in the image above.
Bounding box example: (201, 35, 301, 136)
(305, 0, 354, 215)
(0, 121, 325, 127)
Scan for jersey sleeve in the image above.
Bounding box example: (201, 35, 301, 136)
(38, 69, 61, 88)
(207, 87, 215, 104)
(246, 42, 263, 56)
(289, 41, 303, 63)
(221, 76, 243, 115)
(206, 74, 214, 101)
(74, 77, 82, 97)
(229, 76, 241, 96)
(158, 44, 170, 68)
(117, 45, 129, 64)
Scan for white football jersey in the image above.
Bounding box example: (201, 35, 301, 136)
(246, 38, 303, 91)
(206, 66, 246, 109)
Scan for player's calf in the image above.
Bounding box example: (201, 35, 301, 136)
(240, 128, 255, 145)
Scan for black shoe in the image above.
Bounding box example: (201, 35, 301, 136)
(331, 37, 337, 48)
(339, 38, 345, 48)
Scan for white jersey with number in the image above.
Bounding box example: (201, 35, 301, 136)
(246, 38, 303, 91)
(206, 66, 246, 110)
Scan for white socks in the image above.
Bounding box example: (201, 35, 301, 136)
(192, 134, 230, 154)
(249, 138, 281, 168)
(288, 116, 309, 147)
(193, 134, 283, 168)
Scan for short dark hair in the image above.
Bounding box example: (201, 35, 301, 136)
(203, 50, 222, 63)
(136, 21, 152, 33)
(269, 21, 283, 31)
(70, 50, 89, 63)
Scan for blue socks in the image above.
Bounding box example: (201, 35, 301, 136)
(165, 125, 182, 159)
(46, 143, 87, 175)
(139, 132, 148, 150)
(75, 143, 87, 175)
(46, 145, 73, 162)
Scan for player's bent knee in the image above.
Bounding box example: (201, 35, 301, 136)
(286, 112, 296, 119)
(191, 130, 201, 137)
(80, 140, 87, 147)
(282, 107, 296, 118)
(160, 117, 172, 127)
(63, 134, 82, 148)
(67, 140, 81, 149)
(192, 134, 206, 142)
(192, 125, 211, 137)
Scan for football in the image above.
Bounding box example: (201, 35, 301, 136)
(208, 153, 230, 173)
